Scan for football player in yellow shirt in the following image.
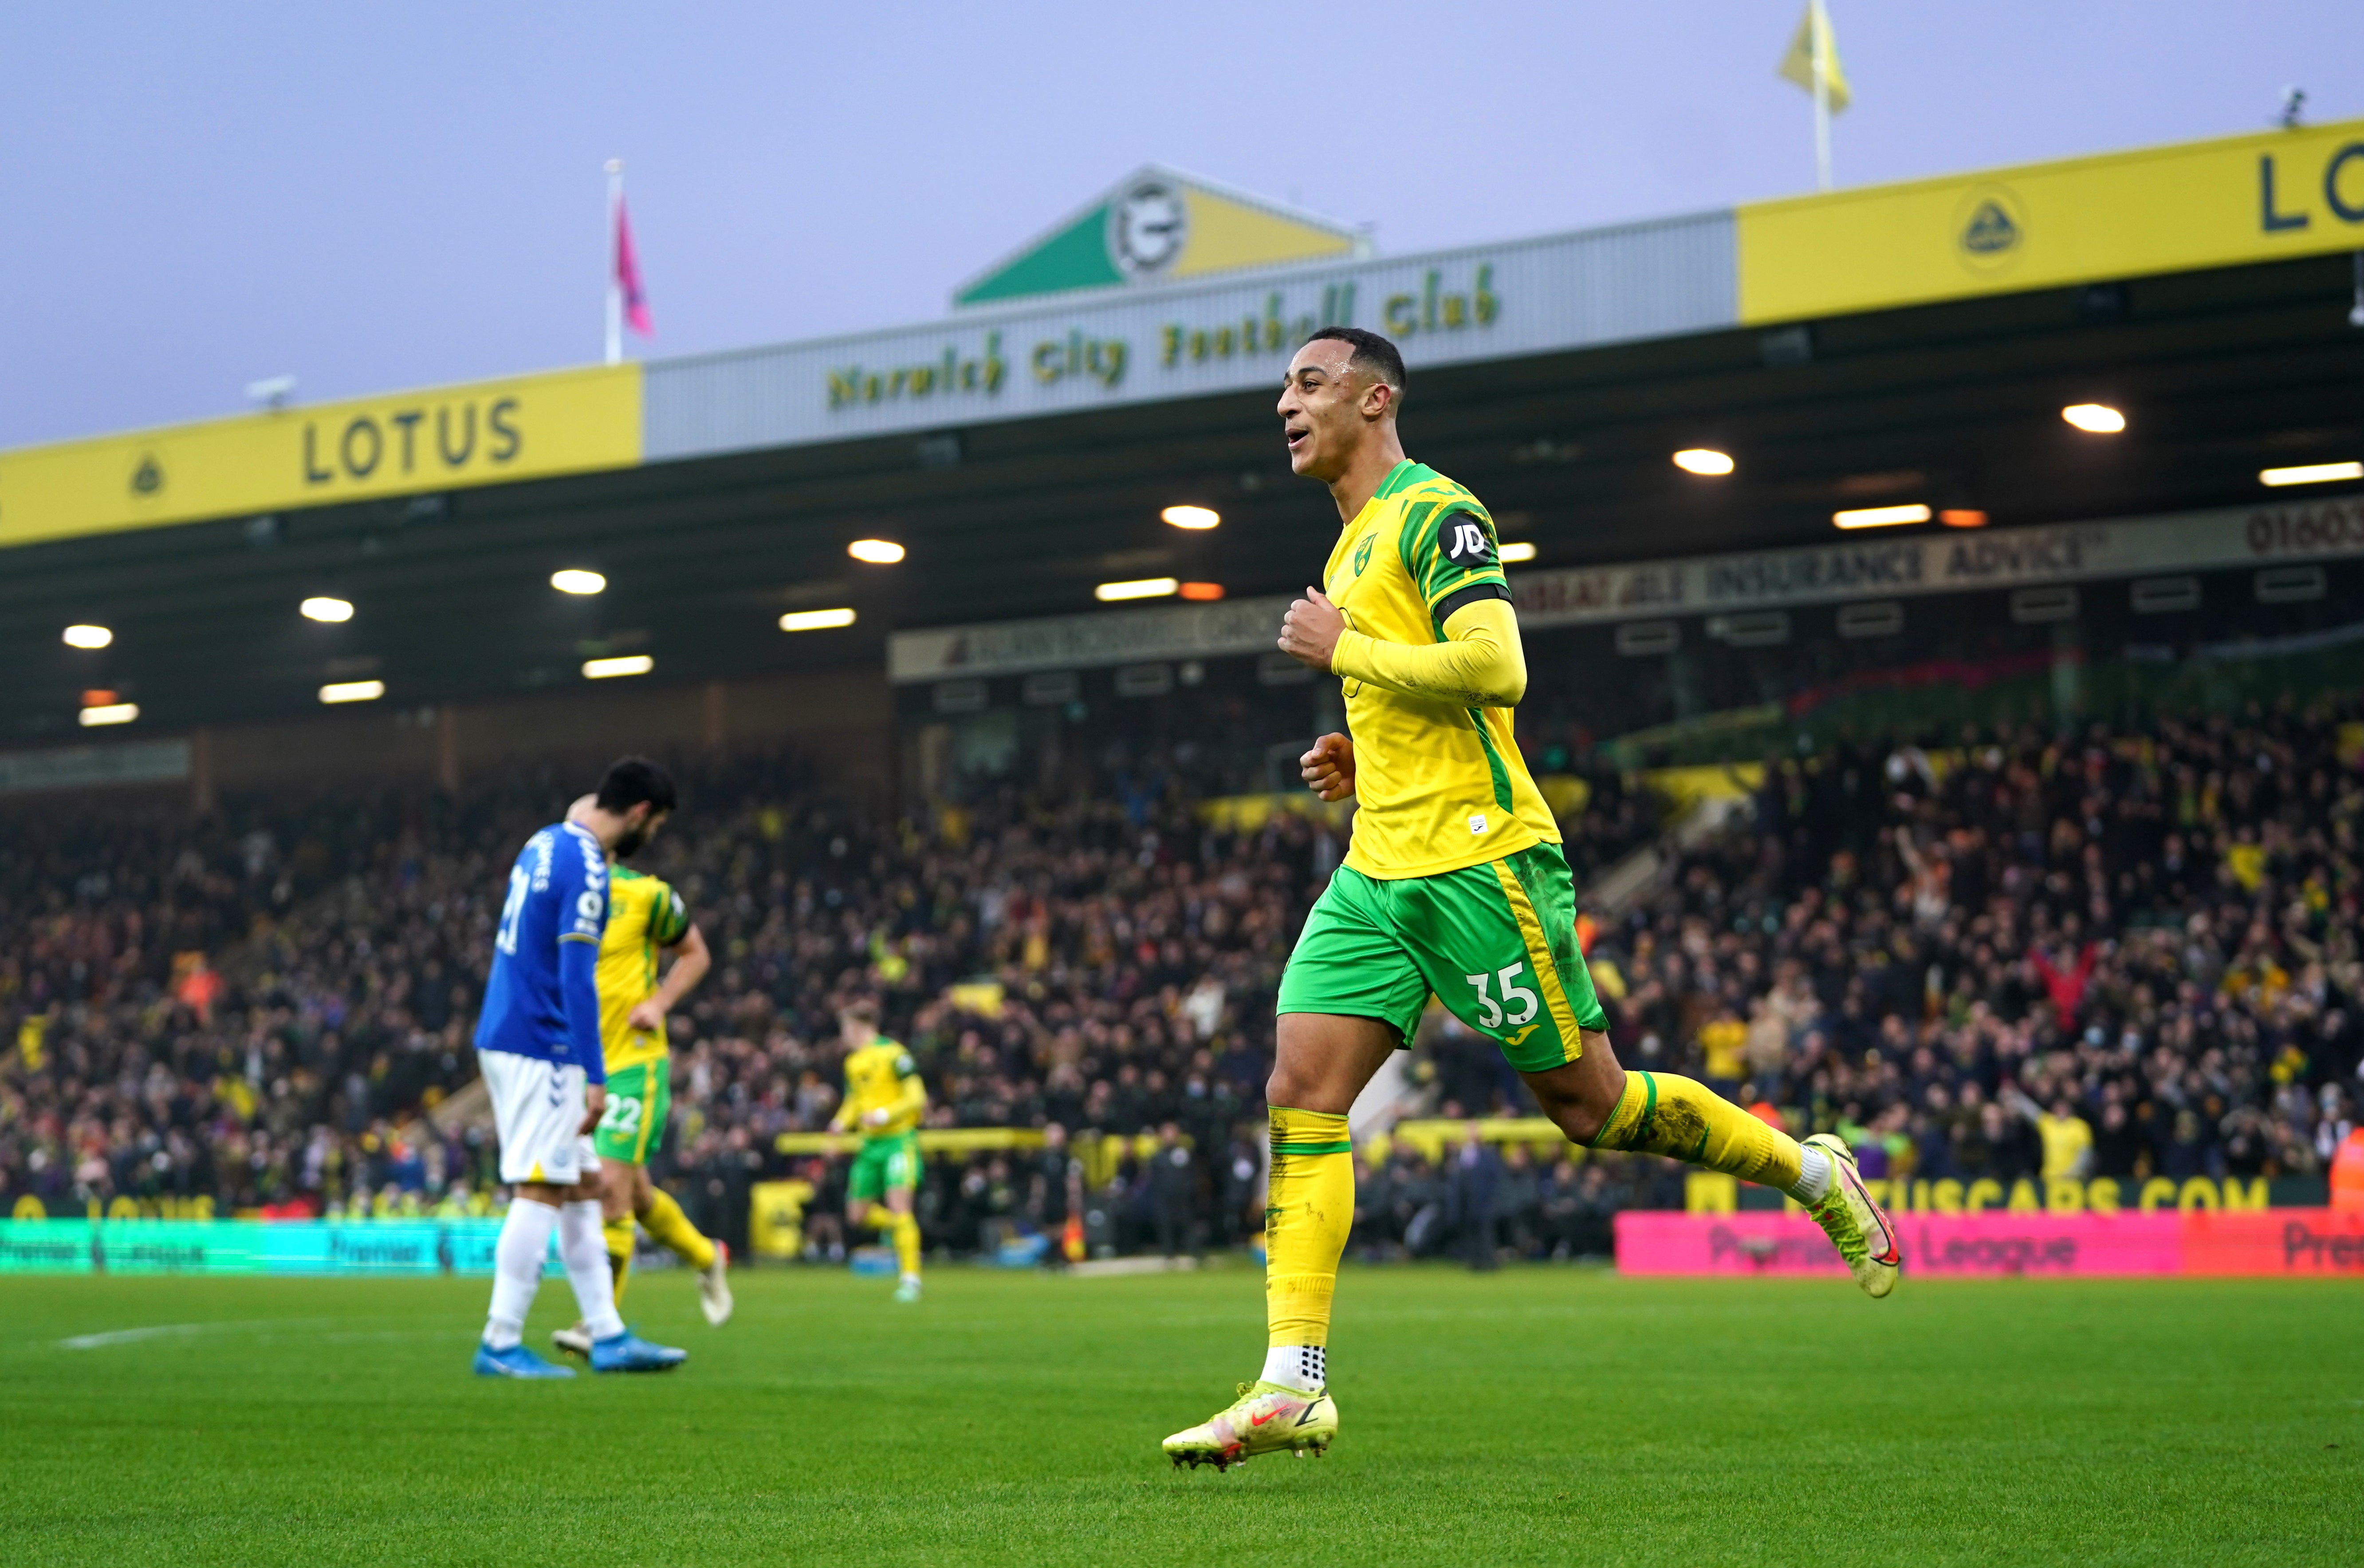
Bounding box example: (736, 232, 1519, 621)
(829, 998, 928, 1303)
(551, 795, 730, 1360)
(1161, 327, 1901, 1471)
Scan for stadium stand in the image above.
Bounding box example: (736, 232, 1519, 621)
(3, 700, 2358, 1261)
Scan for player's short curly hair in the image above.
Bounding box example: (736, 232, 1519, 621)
(595, 755, 677, 815)
(1299, 325, 1405, 394)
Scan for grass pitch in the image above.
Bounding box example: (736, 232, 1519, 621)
(0, 1262, 2354, 1566)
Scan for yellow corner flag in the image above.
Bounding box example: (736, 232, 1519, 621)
(1778, 0, 1851, 112)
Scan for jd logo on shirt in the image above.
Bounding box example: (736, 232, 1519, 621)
(1444, 519, 1491, 565)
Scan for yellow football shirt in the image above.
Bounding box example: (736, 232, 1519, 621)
(1699, 1016, 1749, 1080)
(595, 866, 690, 1075)
(1323, 459, 1558, 880)
(2036, 1111, 2093, 1180)
(842, 1036, 924, 1140)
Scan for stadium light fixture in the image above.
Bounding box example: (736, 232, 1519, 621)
(1940, 510, 1989, 529)
(1673, 448, 1735, 476)
(319, 680, 385, 704)
(847, 539, 905, 564)
(582, 654, 653, 679)
(551, 569, 607, 595)
(1833, 503, 1932, 530)
(1095, 577, 1180, 602)
(1499, 542, 1538, 564)
(2259, 460, 2364, 487)
(780, 608, 858, 631)
(1178, 582, 1225, 601)
(62, 624, 113, 649)
(1162, 505, 1220, 530)
(300, 596, 354, 623)
(79, 702, 138, 727)
(2061, 403, 2126, 433)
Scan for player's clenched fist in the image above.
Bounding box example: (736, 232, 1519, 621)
(1300, 732, 1355, 803)
(1278, 586, 1345, 671)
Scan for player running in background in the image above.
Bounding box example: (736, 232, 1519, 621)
(828, 999, 927, 1303)
(471, 757, 688, 1378)
(550, 794, 731, 1362)
(1160, 329, 1898, 1467)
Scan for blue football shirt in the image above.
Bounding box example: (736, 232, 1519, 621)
(473, 820, 610, 1079)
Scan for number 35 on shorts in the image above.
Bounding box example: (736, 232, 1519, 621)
(1463, 963, 1541, 1035)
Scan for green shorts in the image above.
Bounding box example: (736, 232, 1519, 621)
(591, 1059, 670, 1164)
(848, 1132, 922, 1204)
(1278, 841, 1608, 1074)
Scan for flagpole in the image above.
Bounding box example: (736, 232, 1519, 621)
(604, 159, 624, 366)
(1810, 0, 1833, 191)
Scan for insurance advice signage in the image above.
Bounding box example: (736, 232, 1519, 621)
(885, 493, 2364, 683)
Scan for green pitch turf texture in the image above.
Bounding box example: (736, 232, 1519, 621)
(1, 1265, 2354, 1566)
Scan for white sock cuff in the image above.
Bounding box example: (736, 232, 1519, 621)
(1261, 1344, 1326, 1394)
(1787, 1145, 1833, 1204)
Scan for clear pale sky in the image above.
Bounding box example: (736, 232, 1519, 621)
(2, 2, 2355, 448)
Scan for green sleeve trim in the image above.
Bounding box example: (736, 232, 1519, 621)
(1634, 1070, 1660, 1146)
(1428, 568, 1509, 602)
(1271, 1140, 1355, 1155)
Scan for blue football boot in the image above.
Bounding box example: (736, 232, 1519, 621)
(589, 1328, 688, 1373)
(473, 1341, 576, 1378)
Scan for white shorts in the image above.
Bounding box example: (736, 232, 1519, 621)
(481, 1049, 601, 1187)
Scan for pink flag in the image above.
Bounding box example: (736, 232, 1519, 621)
(615, 198, 652, 337)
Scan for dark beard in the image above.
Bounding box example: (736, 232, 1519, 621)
(612, 824, 648, 859)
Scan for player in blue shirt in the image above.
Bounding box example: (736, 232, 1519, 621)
(472, 757, 691, 1377)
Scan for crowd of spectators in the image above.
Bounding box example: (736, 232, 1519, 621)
(0, 744, 1362, 1246)
(1569, 702, 2364, 1210)
(4, 696, 2360, 1263)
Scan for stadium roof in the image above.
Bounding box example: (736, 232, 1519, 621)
(3, 122, 2362, 745)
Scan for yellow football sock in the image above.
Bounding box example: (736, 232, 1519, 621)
(1591, 1069, 1803, 1190)
(638, 1186, 716, 1272)
(867, 1204, 921, 1277)
(602, 1213, 636, 1303)
(892, 1212, 922, 1277)
(1265, 1106, 1354, 1348)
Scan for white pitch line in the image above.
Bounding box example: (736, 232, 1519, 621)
(55, 1317, 330, 1351)
(58, 1323, 214, 1350)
